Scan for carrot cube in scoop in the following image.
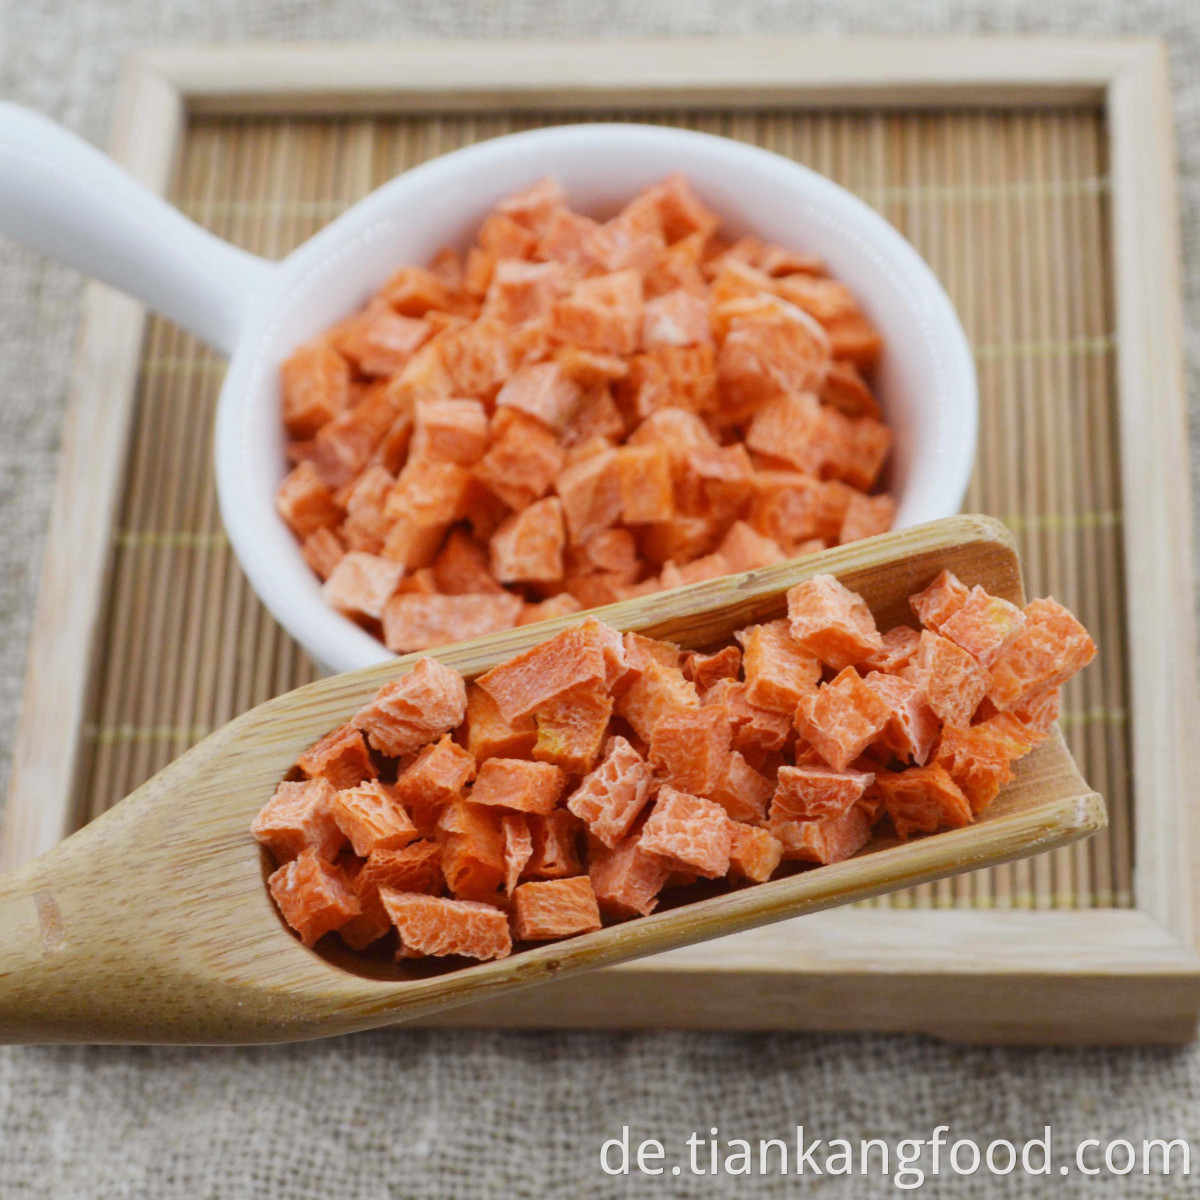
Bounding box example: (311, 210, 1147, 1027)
(252, 778, 344, 863)
(589, 834, 671, 918)
(933, 724, 1017, 815)
(737, 619, 821, 714)
(532, 683, 614, 775)
(268, 848, 360, 946)
(437, 798, 507, 900)
(352, 657, 468, 757)
(470, 758, 566, 815)
(648, 704, 733, 797)
(340, 840, 446, 950)
(502, 814, 533, 895)
(525, 810, 584, 879)
(862, 672, 940, 766)
(909, 569, 970, 632)
(709, 751, 775, 824)
(330, 781, 419, 857)
(512, 876, 603, 940)
(392, 734, 476, 836)
(793, 667, 890, 771)
(862, 625, 921, 674)
(614, 658, 700, 744)
(786, 573, 884, 669)
(770, 763, 875, 824)
(465, 684, 538, 764)
(987, 598, 1097, 711)
(901, 631, 990, 727)
(871, 762, 973, 840)
(380, 890, 512, 960)
(640, 786, 733, 879)
(728, 822, 784, 883)
(566, 735, 654, 848)
(938, 585, 1026, 668)
(771, 804, 873, 865)
(296, 723, 377, 790)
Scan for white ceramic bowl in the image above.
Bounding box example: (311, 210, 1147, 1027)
(0, 111, 976, 676)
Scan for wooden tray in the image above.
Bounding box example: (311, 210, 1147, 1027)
(5, 38, 1197, 1043)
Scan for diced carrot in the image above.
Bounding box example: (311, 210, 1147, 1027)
(392, 734, 476, 836)
(737, 619, 822, 713)
(281, 340, 351, 438)
(437, 797, 507, 900)
(588, 834, 670, 918)
(639, 786, 733, 879)
(820, 358, 882, 419)
(532, 683, 614, 775)
(987, 598, 1097, 711)
(496, 361, 582, 432)
(296, 723, 377, 790)
(322, 551, 405, 621)
(524, 810, 584, 879)
(382, 592, 522, 653)
(702, 678, 791, 757)
(502, 813, 533, 896)
(332, 304, 433, 376)
(770, 763, 875, 824)
(551, 270, 644, 356)
(615, 444, 675, 524)
(708, 751, 775, 823)
(269, 849, 360, 946)
(380, 890, 511, 960)
(838, 492, 895, 545)
(490, 496, 566, 584)
(341, 839, 446, 949)
(330, 780, 419, 857)
(786, 573, 884, 669)
(377, 265, 455, 315)
(431, 528, 505, 595)
(901, 630, 990, 727)
(871, 762, 972, 840)
(252, 778, 344, 863)
(384, 456, 473, 527)
(565, 735, 654, 848)
(772, 804, 873, 865)
(862, 626, 921, 674)
(748, 472, 852, 550)
(465, 684, 538, 764)
(862, 672, 940, 766)
(614, 657, 700, 744)
(556, 449, 623, 544)
(276, 461, 342, 538)
(473, 411, 564, 510)
(727, 822, 784, 882)
(518, 593, 586, 626)
(909, 569, 970, 632)
(642, 289, 712, 348)
(680, 645, 742, 692)
(412, 397, 490, 466)
(301, 526, 346, 581)
(793, 666, 891, 771)
(352, 657, 468, 757)
(470, 758, 566, 815)
(648, 704, 733, 797)
(746, 393, 827, 475)
(932, 723, 1019, 814)
(717, 521, 786, 573)
(512, 876, 602, 940)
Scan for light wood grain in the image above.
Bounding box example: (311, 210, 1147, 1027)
(0, 518, 1104, 1044)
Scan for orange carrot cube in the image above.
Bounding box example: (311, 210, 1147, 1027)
(551, 269, 644, 356)
(901, 630, 990, 727)
(330, 780, 419, 857)
(932, 723, 1018, 814)
(820, 357, 881, 418)
(614, 658, 700, 744)
(680, 645, 742, 692)
(268, 849, 360, 946)
(382, 592, 522, 653)
(786, 573, 884, 669)
(702, 679, 791, 757)
(484, 258, 567, 325)
(588, 834, 670, 918)
(614, 443, 675, 524)
(708, 751, 775, 824)
(987, 598, 1097, 711)
(556, 449, 623, 544)
(252, 778, 344, 863)
(532, 683, 614, 775)
(737, 618, 822, 713)
(465, 684, 538, 764)
(770, 763, 875, 824)
(377, 265, 454, 315)
(746, 393, 827, 475)
(489, 496, 566, 583)
(281, 340, 351, 438)
(432, 528, 505, 595)
(380, 890, 511, 960)
(276, 461, 342, 538)
(518, 593, 586, 626)
(566, 735, 654, 848)
(748, 472, 851, 549)
(296, 723, 377, 790)
(642, 289, 711, 348)
(825, 312, 883, 370)
(496, 361, 582, 432)
(728, 822, 784, 882)
(393, 734, 476, 836)
(470, 758, 566, 815)
(340, 840, 446, 949)
(332, 305, 433, 376)
(322, 551, 405, 621)
(311, 387, 400, 487)
(793, 666, 891, 771)
(473, 411, 564, 510)
(412, 397, 489, 465)
(478, 211, 539, 259)
(301, 526, 346, 581)
(384, 456, 473, 527)
(639, 786, 733, 879)
(838, 492, 896, 545)
(909, 569, 970, 632)
(862, 672, 940, 766)
(862, 625, 921, 674)
(502, 813, 533, 895)
(772, 804, 873, 865)
(871, 762, 973, 840)
(352, 657, 468, 757)
(436, 798, 507, 900)
(717, 521, 786, 573)
(524, 810, 584, 878)
(379, 516, 447, 572)
(648, 705, 733, 796)
(938, 585, 1026, 668)
(512, 876, 602, 940)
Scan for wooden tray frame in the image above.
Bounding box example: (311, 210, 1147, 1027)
(5, 38, 1198, 1043)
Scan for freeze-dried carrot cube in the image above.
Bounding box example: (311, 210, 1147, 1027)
(439, 317, 515, 399)
(615, 444, 675, 524)
(680, 645, 742, 692)
(786, 573, 884, 669)
(378, 265, 454, 315)
(825, 312, 883, 370)
(748, 472, 852, 549)
(428, 245, 464, 290)
(525, 810, 583, 878)
(533, 683, 614, 775)
(382, 592, 522, 653)
(296, 723, 377, 790)
(737, 619, 822, 713)
(555, 345, 630, 390)
(484, 258, 566, 325)
(709, 751, 775, 824)
(757, 245, 825, 277)
(490, 496, 566, 583)
(901, 630, 990, 727)
(569, 527, 640, 577)
(476, 617, 615, 721)
(640, 786, 732, 879)
(623, 630, 681, 672)
(821, 411, 892, 491)
(627, 405, 717, 459)
(470, 757, 566, 814)
(432, 529, 505, 595)
(551, 270, 644, 356)
(352, 657, 468, 757)
(474, 411, 564, 510)
(987, 598, 1097, 711)
(614, 658, 700, 744)
(437, 797, 507, 900)
(770, 763, 875, 824)
(839, 493, 895, 545)
(311, 387, 400, 488)
(393, 734, 476, 836)
(681, 444, 756, 522)
(512, 876, 602, 940)
(936, 585, 1026, 668)
(649, 704, 733, 797)
(932, 723, 1019, 814)
(746, 393, 827, 476)
(794, 666, 891, 771)
(820, 358, 882, 419)
(872, 762, 972, 840)
(381, 890, 511, 960)
(909, 569, 970, 632)
(589, 834, 670, 918)
(1010, 687, 1062, 737)
(373, 411, 415, 475)
(282, 340, 351, 438)
(478, 211, 539, 259)
(412, 397, 489, 466)
(862, 672, 940, 766)
(702, 679, 791, 757)
(332, 305, 433, 376)
(465, 683, 537, 764)
(862, 626, 921, 674)
(496, 361, 582, 432)
(584, 200, 665, 276)
(727, 822, 784, 883)
(322, 551, 405, 621)
(717, 521, 785, 573)
(301, 526, 346, 581)
(642, 289, 711, 348)
(340, 840, 446, 949)
(252, 778, 344, 863)
(566, 735, 654, 848)
(330, 780, 419, 857)
(269, 849, 360, 946)
(385, 456, 473, 527)
(495, 176, 568, 233)
(277, 461, 342, 538)
(556, 449, 622, 544)
(380, 516, 447, 572)
(637, 516, 721, 568)
(535, 205, 602, 264)
(772, 804, 873, 865)
(773, 274, 858, 322)
(561, 385, 626, 449)
(642, 172, 721, 243)
(502, 813, 533, 895)
(519, 593, 586, 626)
(624, 344, 717, 418)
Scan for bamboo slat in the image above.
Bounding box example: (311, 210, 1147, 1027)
(71, 105, 1130, 912)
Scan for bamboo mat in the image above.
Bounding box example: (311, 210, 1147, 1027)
(78, 107, 1130, 911)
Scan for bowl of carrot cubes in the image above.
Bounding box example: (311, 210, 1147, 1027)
(216, 123, 977, 673)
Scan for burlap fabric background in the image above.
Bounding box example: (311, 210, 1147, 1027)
(1, 2, 1198, 1196)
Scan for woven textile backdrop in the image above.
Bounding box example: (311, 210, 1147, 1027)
(0, 3, 1198, 1198)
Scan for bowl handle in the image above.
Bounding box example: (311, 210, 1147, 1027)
(0, 102, 275, 356)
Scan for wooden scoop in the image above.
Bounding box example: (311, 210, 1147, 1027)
(0, 516, 1105, 1044)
